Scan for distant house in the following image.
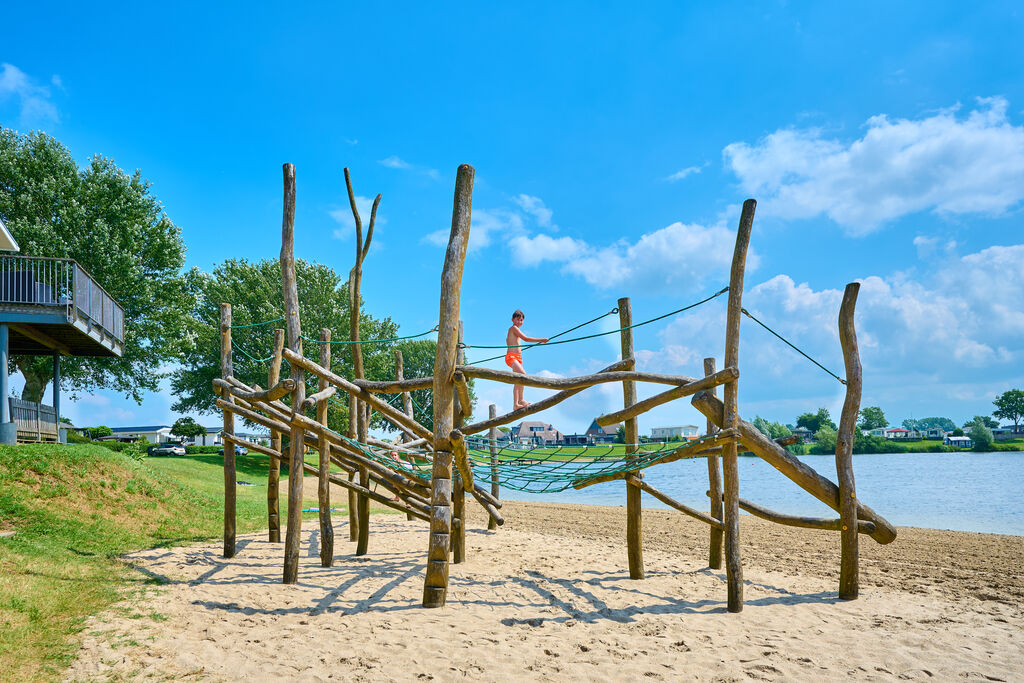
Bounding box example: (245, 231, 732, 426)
(103, 425, 173, 443)
(511, 421, 564, 446)
(884, 428, 913, 440)
(585, 419, 620, 444)
(993, 425, 1024, 441)
(792, 426, 816, 443)
(922, 427, 945, 440)
(561, 433, 591, 446)
(193, 427, 222, 446)
(865, 427, 887, 437)
(650, 425, 699, 442)
(944, 435, 973, 448)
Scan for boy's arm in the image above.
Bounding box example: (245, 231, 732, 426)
(512, 327, 549, 343)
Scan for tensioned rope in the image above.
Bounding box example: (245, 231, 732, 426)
(301, 326, 438, 345)
(463, 307, 621, 366)
(740, 308, 846, 385)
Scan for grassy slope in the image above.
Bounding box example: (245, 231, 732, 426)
(0, 444, 358, 682)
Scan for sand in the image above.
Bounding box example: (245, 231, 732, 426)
(67, 490, 1024, 682)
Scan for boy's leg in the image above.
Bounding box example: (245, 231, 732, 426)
(510, 359, 529, 408)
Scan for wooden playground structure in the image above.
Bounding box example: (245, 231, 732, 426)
(213, 163, 896, 612)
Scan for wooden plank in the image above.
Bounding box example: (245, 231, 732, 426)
(594, 367, 738, 427)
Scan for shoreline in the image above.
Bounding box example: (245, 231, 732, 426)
(67, 497, 1024, 681)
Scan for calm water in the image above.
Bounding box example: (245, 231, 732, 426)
(501, 452, 1024, 536)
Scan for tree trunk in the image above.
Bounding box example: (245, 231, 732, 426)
(16, 357, 52, 403)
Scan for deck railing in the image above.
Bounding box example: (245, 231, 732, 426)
(9, 397, 58, 442)
(0, 255, 124, 342)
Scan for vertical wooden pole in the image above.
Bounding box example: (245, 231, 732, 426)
(347, 393, 359, 541)
(423, 164, 474, 609)
(704, 357, 723, 569)
(836, 282, 862, 599)
(317, 328, 334, 566)
(487, 404, 500, 531)
(722, 198, 756, 612)
(220, 302, 236, 558)
(619, 297, 644, 580)
(280, 163, 306, 585)
(52, 353, 60, 434)
(267, 328, 284, 542)
(396, 349, 415, 522)
(356, 398, 370, 556)
(452, 321, 466, 563)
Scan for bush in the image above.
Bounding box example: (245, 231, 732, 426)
(185, 445, 222, 454)
(66, 430, 91, 444)
(93, 440, 146, 461)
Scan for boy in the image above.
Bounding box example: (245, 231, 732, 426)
(505, 309, 549, 409)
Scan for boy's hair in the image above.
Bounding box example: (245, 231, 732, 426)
(512, 309, 524, 321)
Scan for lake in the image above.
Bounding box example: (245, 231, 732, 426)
(500, 451, 1024, 536)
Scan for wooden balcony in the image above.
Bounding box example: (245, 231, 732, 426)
(0, 255, 124, 357)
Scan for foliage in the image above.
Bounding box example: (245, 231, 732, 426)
(993, 389, 1024, 428)
(169, 258, 401, 435)
(170, 417, 206, 440)
(796, 408, 836, 433)
(810, 425, 837, 453)
(965, 415, 998, 429)
(752, 416, 792, 440)
(0, 129, 188, 403)
(615, 425, 626, 443)
(968, 420, 994, 451)
(390, 338, 477, 429)
(184, 445, 222, 454)
(858, 406, 888, 431)
(951, 428, 965, 437)
(904, 416, 955, 432)
(86, 425, 113, 438)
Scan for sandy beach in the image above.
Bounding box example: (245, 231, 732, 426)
(67, 490, 1024, 682)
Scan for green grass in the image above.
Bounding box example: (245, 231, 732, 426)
(0, 444, 370, 682)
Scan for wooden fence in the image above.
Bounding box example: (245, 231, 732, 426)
(10, 397, 59, 442)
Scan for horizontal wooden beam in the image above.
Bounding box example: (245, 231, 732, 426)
(9, 323, 73, 355)
(214, 377, 296, 403)
(353, 376, 433, 393)
(459, 358, 633, 435)
(457, 365, 698, 391)
(299, 385, 337, 412)
(595, 366, 738, 427)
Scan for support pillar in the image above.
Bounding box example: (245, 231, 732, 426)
(0, 324, 14, 445)
(54, 354, 65, 443)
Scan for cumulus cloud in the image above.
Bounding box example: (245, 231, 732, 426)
(329, 196, 384, 240)
(423, 208, 525, 251)
(378, 155, 440, 180)
(0, 63, 59, 123)
(666, 162, 709, 182)
(723, 97, 1024, 234)
(378, 155, 411, 169)
(513, 194, 554, 227)
(509, 221, 756, 295)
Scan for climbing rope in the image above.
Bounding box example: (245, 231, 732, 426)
(740, 308, 846, 385)
(302, 326, 438, 345)
(228, 317, 284, 330)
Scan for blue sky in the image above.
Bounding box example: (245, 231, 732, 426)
(2, 2, 1023, 434)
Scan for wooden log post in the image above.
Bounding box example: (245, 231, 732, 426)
(836, 282, 863, 599)
(347, 393, 359, 541)
(452, 321, 466, 563)
(396, 349, 415, 522)
(280, 162, 306, 585)
(705, 357, 723, 569)
(487, 404, 500, 531)
(220, 303, 236, 558)
(267, 328, 285, 542)
(722, 198, 756, 612)
(423, 164, 474, 609)
(317, 328, 334, 566)
(356, 393, 370, 556)
(619, 297, 643, 580)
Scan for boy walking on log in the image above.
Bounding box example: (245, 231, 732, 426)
(506, 309, 549, 409)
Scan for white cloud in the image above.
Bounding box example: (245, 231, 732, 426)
(509, 221, 757, 294)
(723, 97, 1024, 234)
(513, 194, 554, 227)
(378, 155, 411, 169)
(378, 155, 440, 180)
(0, 63, 59, 123)
(423, 208, 525, 251)
(330, 196, 385, 240)
(666, 162, 709, 182)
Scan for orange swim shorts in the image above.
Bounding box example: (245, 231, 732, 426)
(504, 351, 523, 369)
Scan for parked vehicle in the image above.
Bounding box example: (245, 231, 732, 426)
(218, 445, 248, 456)
(149, 442, 186, 456)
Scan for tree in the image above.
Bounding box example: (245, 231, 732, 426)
(753, 416, 791, 440)
(811, 425, 837, 454)
(0, 129, 188, 402)
(951, 428, 965, 437)
(965, 415, 998, 429)
(615, 425, 626, 443)
(796, 408, 836, 433)
(388, 339, 477, 429)
(170, 258, 400, 435)
(993, 389, 1024, 429)
(967, 420, 994, 451)
(170, 417, 206, 442)
(908, 417, 956, 432)
(88, 425, 113, 438)
(858, 406, 888, 431)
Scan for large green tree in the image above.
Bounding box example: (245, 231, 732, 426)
(796, 408, 836, 433)
(0, 129, 187, 402)
(858, 406, 888, 431)
(904, 416, 955, 432)
(993, 389, 1024, 429)
(170, 258, 402, 435)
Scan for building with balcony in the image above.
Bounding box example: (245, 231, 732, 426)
(0, 227, 125, 443)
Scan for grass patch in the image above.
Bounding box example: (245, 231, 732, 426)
(0, 443, 379, 681)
